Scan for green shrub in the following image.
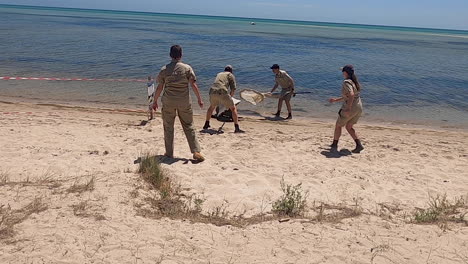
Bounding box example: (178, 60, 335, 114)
(272, 178, 308, 217)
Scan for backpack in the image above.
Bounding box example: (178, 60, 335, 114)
(216, 108, 234, 122)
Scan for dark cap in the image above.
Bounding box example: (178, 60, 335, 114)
(224, 65, 233, 72)
(341, 64, 355, 74)
(270, 64, 280, 69)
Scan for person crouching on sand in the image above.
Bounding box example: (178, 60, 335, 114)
(152, 45, 205, 162)
(328, 64, 364, 153)
(270, 64, 295, 119)
(203, 65, 244, 133)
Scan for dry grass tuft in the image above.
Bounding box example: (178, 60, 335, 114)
(0, 171, 9, 186)
(137, 196, 273, 228)
(413, 194, 467, 230)
(136, 155, 276, 227)
(0, 170, 61, 189)
(376, 202, 403, 221)
(138, 155, 175, 198)
(67, 176, 95, 193)
(295, 197, 364, 224)
(370, 244, 392, 264)
(0, 198, 48, 240)
(71, 200, 106, 221)
(313, 199, 363, 223)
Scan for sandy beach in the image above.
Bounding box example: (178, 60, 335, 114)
(1, 101, 468, 264)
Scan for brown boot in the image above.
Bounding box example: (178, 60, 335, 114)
(193, 152, 205, 162)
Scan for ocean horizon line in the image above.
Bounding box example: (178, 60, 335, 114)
(1, 3, 468, 34)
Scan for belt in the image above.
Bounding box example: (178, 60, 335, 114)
(210, 90, 228, 95)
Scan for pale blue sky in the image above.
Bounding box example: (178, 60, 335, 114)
(1, 0, 467, 30)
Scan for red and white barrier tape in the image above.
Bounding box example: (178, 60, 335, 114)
(0, 76, 147, 82)
(1, 109, 146, 115)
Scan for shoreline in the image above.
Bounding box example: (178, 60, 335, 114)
(1, 95, 467, 132)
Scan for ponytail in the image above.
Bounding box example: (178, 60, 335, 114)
(350, 73, 361, 92)
(342, 65, 361, 92)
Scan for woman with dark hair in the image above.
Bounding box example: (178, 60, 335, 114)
(328, 65, 364, 153)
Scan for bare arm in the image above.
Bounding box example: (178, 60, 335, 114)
(152, 83, 164, 110)
(286, 73, 295, 92)
(329, 97, 344, 103)
(230, 88, 236, 97)
(270, 83, 279, 93)
(229, 74, 236, 97)
(329, 82, 352, 104)
(190, 79, 204, 108)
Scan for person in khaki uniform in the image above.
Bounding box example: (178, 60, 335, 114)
(152, 45, 205, 162)
(328, 64, 364, 153)
(270, 64, 295, 119)
(203, 65, 244, 133)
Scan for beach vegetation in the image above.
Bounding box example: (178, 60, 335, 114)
(138, 154, 175, 199)
(272, 178, 308, 217)
(0, 170, 9, 186)
(0, 170, 61, 189)
(413, 194, 467, 230)
(0, 197, 48, 240)
(312, 197, 363, 222)
(71, 200, 106, 221)
(67, 175, 95, 193)
(135, 154, 275, 227)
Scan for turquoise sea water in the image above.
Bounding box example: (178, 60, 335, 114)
(1, 4, 467, 128)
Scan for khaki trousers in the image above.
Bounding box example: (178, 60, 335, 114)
(162, 103, 201, 156)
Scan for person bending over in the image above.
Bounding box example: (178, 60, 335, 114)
(203, 65, 244, 133)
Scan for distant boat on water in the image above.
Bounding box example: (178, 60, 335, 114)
(250, 22, 256, 25)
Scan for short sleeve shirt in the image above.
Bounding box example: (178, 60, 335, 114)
(157, 60, 196, 101)
(147, 81, 155, 97)
(210, 71, 236, 93)
(275, 70, 294, 90)
(341, 79, 361, 110)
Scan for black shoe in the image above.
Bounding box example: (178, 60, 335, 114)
(286, 113, 292, 119)
(352, 145, 364, 153)
(234, 124, 245, 133)
(203, 121, 210, 130)
(274, 111, 280, 117)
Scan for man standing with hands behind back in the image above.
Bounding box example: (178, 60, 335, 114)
(153, 45, 205, 162)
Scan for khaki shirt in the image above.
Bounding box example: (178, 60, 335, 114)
(275, 70, 294, 90)
(157, 60, 196, 103)
(341, 79, 362, 111)
(210, 71, 236, 94)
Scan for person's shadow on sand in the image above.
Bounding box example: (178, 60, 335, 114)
(200, 128, 224, 135)
(263, 116, 288, 121)
(138, 120, 149, 126)
(133, 155, 203, 165)
(320, 148, 352, 158)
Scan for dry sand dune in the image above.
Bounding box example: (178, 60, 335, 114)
(1, 101, 467, 264)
